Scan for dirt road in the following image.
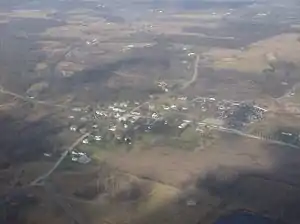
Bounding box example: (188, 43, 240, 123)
(0, 85, 67, 108)
(181, 54, 200, 90)
(30, 132, 90, 186)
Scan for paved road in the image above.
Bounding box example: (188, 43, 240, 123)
(31, 132, 90, 186)
(211, 126, 300, 149)
(124, 108, 300, 150)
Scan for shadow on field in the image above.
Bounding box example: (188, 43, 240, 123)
(129, 141, 300, 224)
(0, 110, 65, 167)
(0, 108, 65, 224)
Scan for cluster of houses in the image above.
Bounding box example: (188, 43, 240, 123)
(157, 81, 169, 93)
(66, 96, 268, 151)
(62, 96, 269, 164)
(70, 151, 91, 164)
(192, 97, 266, 128)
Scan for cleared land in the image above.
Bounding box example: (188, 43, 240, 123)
(1, 0, 300, 224)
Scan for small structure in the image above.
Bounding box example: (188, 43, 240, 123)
(253, 105, 268, 112)
(108, 126, 117, 132)
(72, 107, 82, 112)
(124, 137, 132, 144)
(131, 111, 140, 116)
(127, 44, 135, 49)
(82, 138, 89, 144)
(163, 105, 170, 110)
(186, 199, 197, 206)
(78, 155, 91, 164)
(114, 113, 121, 118)
(70, 125, 77, 132)
(152, 113, 159, 119)
(119, 116, 127, 122)
(178, 123, 188, 129)
(178, 96, 187, 101)
(196, 127, 204, 133)
(120, 102, 128, 108)
(94, 135, 102, 141)
(71, 151, 91, 164)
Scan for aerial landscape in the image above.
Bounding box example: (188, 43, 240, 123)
(1, 0, 300, 223)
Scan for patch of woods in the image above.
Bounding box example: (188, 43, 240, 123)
(259, 61, 299, 98)
(0, 189, 38, 224)
(0, 106, 64, 170)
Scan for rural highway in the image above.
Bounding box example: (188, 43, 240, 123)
(211, 125, 300, 149)
(31, 132, 90, 186)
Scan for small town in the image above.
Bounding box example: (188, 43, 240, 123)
(63, 87, 268, 163)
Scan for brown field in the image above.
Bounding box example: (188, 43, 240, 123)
(204, 33, 300, 73)
(2, 0, 300, 224)
(20, 133, 300, 224)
